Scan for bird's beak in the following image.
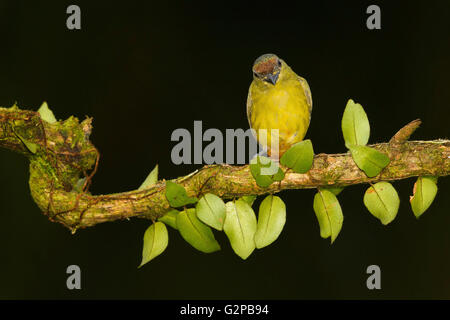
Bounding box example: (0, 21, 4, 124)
(264, 72, 279, 85)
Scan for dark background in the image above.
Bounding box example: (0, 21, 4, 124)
(0, 1, 449, 299)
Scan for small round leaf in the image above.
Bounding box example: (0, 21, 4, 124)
(341, 99, 370, 148)
(138, 164, 158, 190)
(250, 156, 284, 187)
(165, 181, 198, 207)
(324, 186, 344, 196)
(241, 195, 257, 206)
(280, 139, 314, 173)
(223, 200, 257, 260)
(255, 195, 286, 249)
(38, 101, 57, 124)
(410, 176, 438, 218)
(158, 209, 179, 229)
(349, 145, 390, 178)
(313, 189, 344, 243)
(196, 193, 226, 230)
(15, 132, 39, 154)
(176, 209, 220, 253)
(139, 222, 168, 268)
(363, 182, 400, 225)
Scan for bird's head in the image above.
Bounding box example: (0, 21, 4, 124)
(252, 53, 283, 86)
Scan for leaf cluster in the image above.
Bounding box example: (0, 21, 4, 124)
(139, 99, 439, 266)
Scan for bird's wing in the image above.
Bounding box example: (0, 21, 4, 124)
(297, 76, 313, 118)
(246, 85, 253, 128)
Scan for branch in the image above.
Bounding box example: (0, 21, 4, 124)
(1, 106, 449, 232)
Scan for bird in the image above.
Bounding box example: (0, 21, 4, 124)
(247, 53, 312, 159)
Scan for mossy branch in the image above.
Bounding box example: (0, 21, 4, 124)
(1, 106, 449, 232)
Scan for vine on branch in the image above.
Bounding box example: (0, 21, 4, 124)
(0, 100, 449, 267)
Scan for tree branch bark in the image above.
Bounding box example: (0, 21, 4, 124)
(1, 106, 449, 232)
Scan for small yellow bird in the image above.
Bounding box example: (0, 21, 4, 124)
(247, 53, 312, 158)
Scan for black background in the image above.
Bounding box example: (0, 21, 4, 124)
(0, 1, 449, 299)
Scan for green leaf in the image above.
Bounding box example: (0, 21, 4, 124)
(138, 164, 158, 190)
(364, 182, 400, 225)
(223, 200, 257, 260)
(176, 209, 220, 253)
(250, 156, 284, 188)
(15, 132, 39, 154)
(241, 195, 257, 206)
(349, 145, 390, 178)
(139, 222, 168, 268)
(272, 167, 285, 181)
(428, 176, 438, 184)
(410, 176, 438, 218)
(324, 186, 344, 196)
(196, 193, 226, 231)
(313, 189, 344, 243)
(341, 99, 370, 148)
(165, 181, 198, 207)
(254, 195, 286, 249)
(158, 209, 179, 229)
(280, 139, 314, 173)
(38, 101, 57, 124)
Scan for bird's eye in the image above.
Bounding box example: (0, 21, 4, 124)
(277, 60, 282, 67)
(253, 72, 259, 78)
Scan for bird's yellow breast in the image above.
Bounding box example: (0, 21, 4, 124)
(249, 78, 311, 156)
